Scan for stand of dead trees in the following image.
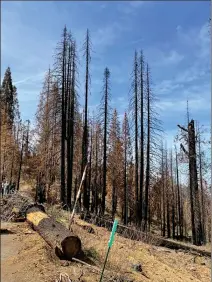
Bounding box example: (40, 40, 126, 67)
(1, 25, 210, 247)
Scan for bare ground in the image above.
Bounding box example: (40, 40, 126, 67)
(1, 184, 211, 282)
(1, 217, 210, 282)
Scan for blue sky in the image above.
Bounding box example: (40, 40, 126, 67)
(1, 1, 210, 146)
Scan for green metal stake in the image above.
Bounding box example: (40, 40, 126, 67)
(99, 219, 118, 282)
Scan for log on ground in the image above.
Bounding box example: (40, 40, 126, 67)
(26, 205, 81, 260)
(74, 218, 95, 234)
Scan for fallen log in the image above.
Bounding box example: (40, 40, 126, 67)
(26, 205, 81, 260)
(74, 218, 95, 234)
(82, 212, 211, 258)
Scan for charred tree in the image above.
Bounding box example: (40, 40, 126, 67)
(66, 40, 73, 209)
(144, 64, 151, 232)
(165, 147, 171, 238)
(139, 51, 144, 225)
(178, 120, 203, 245)
(197, 127, 206, 244)
(68, 40, 77, 208)
(170, 150, 176, 239)
(175, 145, 183, 239)
(60, 26, 68, 205)
(100, 68, 111, 215)
(82, 29, 91, 211)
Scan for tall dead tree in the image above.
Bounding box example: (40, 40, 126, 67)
(139, 51, 145, 224)
(66, 40, 73, 208)
(129, 51, 139, 224)
(108, 109, 122, 219)
(161, 143, 166, 236)
(99, 67, 111, 215)
(82, 29, 91, 211)
(67, 40, 77, 208)
(88, 120, 93, 208)
(60, 26, 68, 205)
(144, 63, 151, 232)
(122, 112, 132, 225)
(170, 150, 176, 238)
(197, 124, 206, 244)
(165, 146, 171, 238)
(178, 120, 203, 245)
(175, 145, 183, 238)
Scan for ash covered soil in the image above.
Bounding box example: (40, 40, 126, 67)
(0, 191, 211, 282)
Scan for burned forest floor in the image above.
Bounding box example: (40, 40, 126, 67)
(0, 185, 211, 282)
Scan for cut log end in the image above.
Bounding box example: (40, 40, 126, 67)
(61, 236, 81, 260)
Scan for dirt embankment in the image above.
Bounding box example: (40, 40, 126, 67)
(1, 188, 211, 282)
(1, 216, 211, 282)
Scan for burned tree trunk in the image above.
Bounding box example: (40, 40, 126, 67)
(175, 146, 183, 239)
(26, 205, 81, 260)
(144, 64, 151, 232)
(198, 130, 206, 244)
(188, 120, 202, 245)
(139, 51, 144, 225)
(178, 119, 203, 245)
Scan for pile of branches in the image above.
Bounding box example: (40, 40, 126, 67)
(1, 193, 33, 221)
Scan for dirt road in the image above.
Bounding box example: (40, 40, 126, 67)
(0, 221, 98, 282)
(1, 234, 23, 281)
(1, 222, 26, 282)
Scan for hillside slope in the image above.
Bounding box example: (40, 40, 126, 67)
(1, 211, 210, 282)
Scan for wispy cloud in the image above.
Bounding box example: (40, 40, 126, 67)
(176, 22, 210, 60)
(117, 1, 145, 15)
(158, 96, 210, 113)
(92, 21, 129, 50)
(14, 72, 45, 85)
(151, 49, 184, 67)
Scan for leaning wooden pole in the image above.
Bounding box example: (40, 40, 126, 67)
(26, 205, 81, 260)
(68, 164, 88, 230)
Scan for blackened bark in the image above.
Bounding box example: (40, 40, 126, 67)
(198, 132, 206, 244)
(166, 149, 171, 238)
(123, 131, 127, 225)
(134, 52, 139, 224)
(188, 120, 202, 245)
(162, 146, 166, 237)
(60, 27, 67, 205)
(144, 64, 150, 232)
(101, 68, 110, 215)
(175, 146, 183, 239)
(68, 41, 76, 209)
(139, 51, 144, 225)
(66, 43, 72, 208)
(94, 126, 99, 215)
(82, 30, 91, 211)
(88, 127, 93, 210)
(170, 151, 176, 239)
